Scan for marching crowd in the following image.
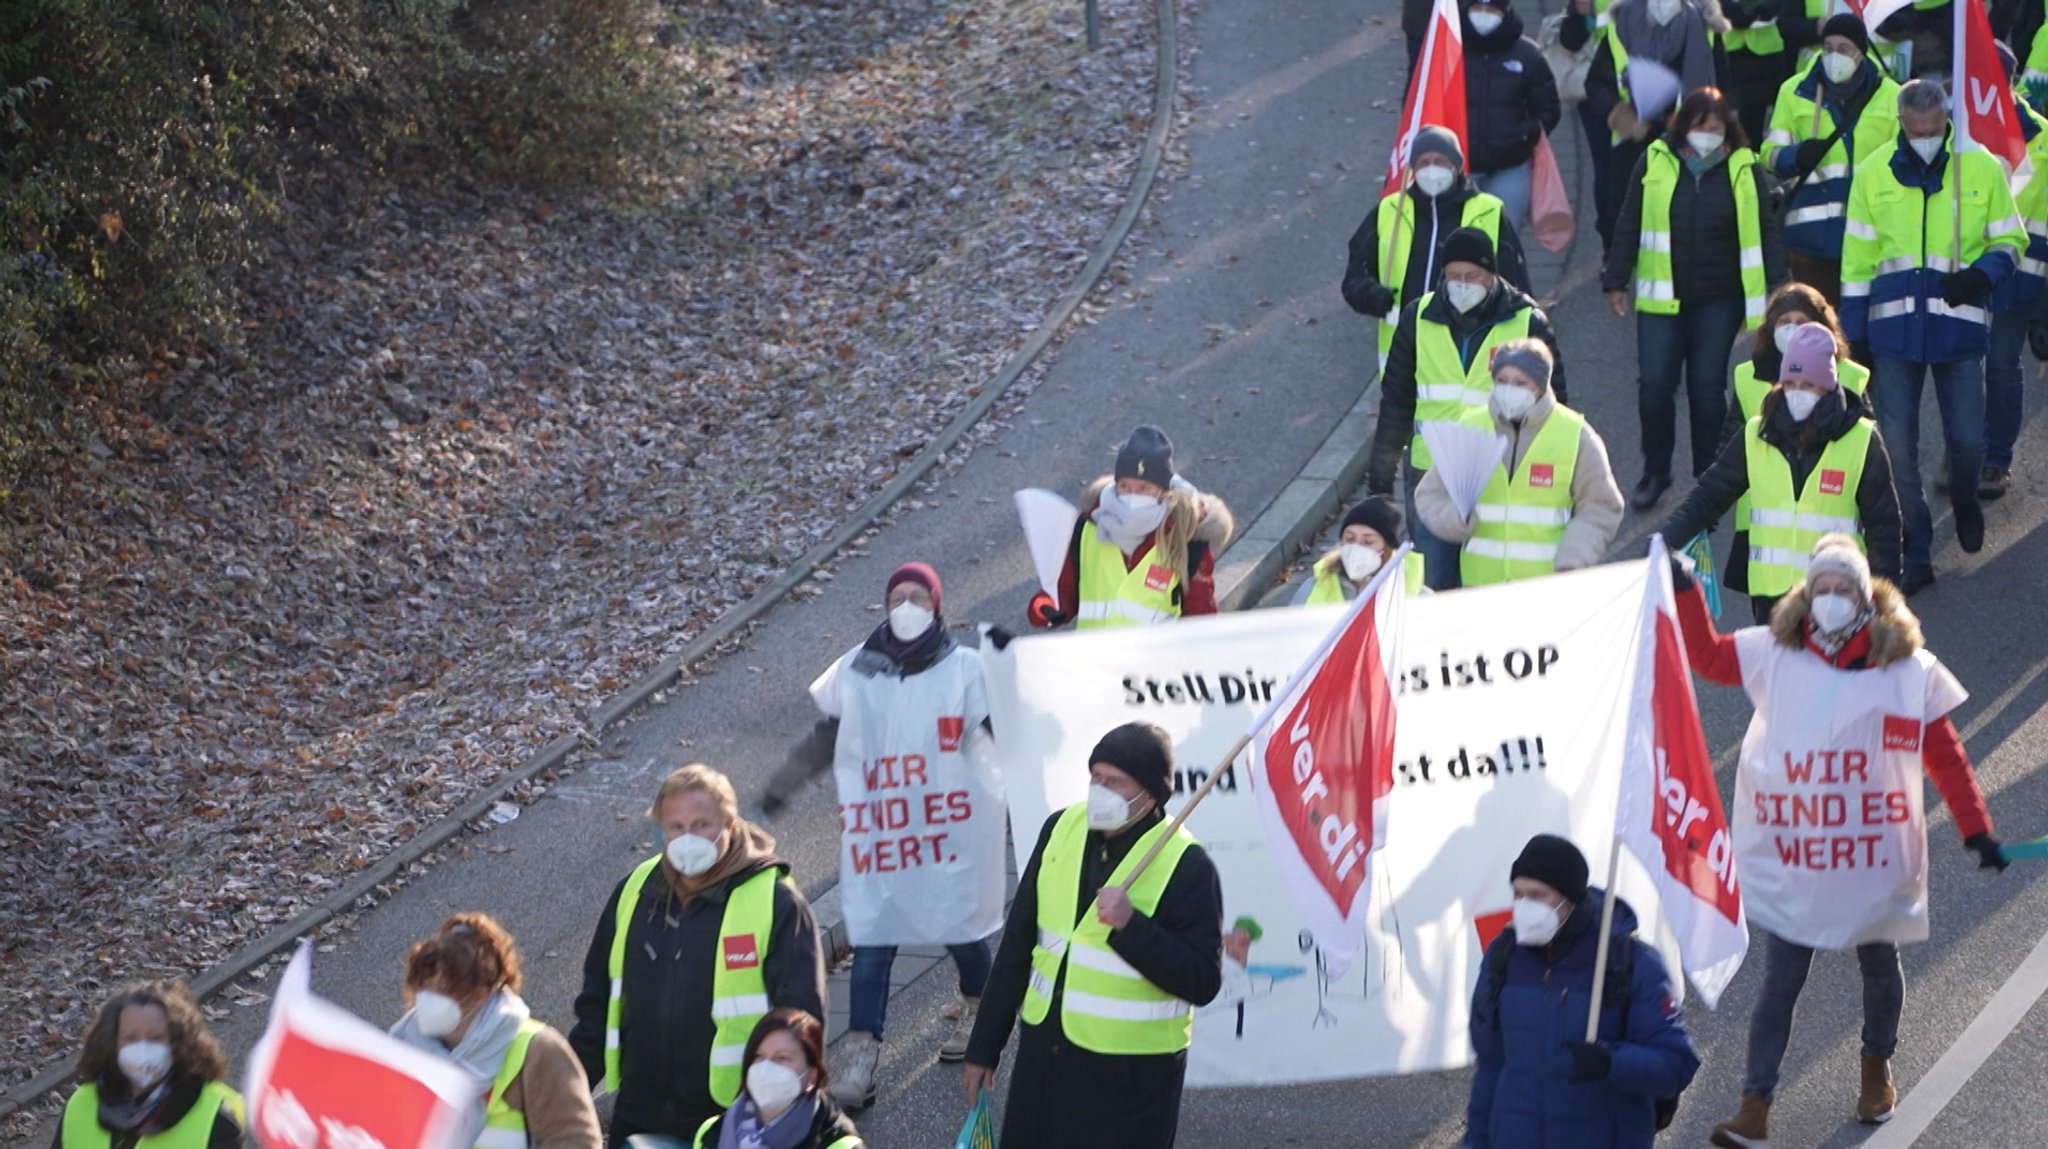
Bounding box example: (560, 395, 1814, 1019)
(42, 1, 2048, 1148)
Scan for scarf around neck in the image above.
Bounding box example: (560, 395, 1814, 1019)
(716, 1092, 820, 1149)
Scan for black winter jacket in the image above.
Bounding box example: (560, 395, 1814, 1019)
(569, 858, 828, 1139)
(1463, 11, 1563, 175)
(966, 807, 1223, 1070)
(1653, 387, 1903, 592)
(1368, 283, 1568, 494)
(1603, 146, 1788, 302)
(1343, 181, 1533, 317)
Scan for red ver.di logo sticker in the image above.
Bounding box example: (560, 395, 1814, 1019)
(1882, 715, 1922, 752)
(722, 935, 759, 970)
(1819, 469, 1845, 496)
(1528, 463, 1555, 488)
(1143, 565, 1173, 592)
(936, 716, 965, 753)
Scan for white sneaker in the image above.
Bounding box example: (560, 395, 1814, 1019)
(940, 993, 964, 1020)
(939, 997, 979, 1062)
(828, 1030, 880, 1110)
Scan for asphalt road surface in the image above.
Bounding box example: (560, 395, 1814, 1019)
(12, 0, 2048, 1146)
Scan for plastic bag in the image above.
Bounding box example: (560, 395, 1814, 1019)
(955, 1092, 997, 1149)
(1528, 133, 1575, 255)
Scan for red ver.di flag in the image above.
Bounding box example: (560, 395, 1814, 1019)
(1246, 551, 1408, 978)
(1382, 0, 1467, 195)
(1617, 539, 1746, 1007)
(245, 944, 481, 1149)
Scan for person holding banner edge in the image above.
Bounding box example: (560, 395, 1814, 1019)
(56, 982, 244, 1149)
(391, 914, 601, 1149)
(567, 765, 827, 1149)
(1465, 834, 1700, 1149)
(961, 722, 1223, 1148)
(760, 561, 1003, 1108)
(1667, 535, 2004, 1142)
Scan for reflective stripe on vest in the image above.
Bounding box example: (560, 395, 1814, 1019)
(1742, 415, 1872, 596)
(1375, 194, 1506, 361)
(1303, 551, 1425, 605)
(1636, 142, 1768, 327)
(1410, 295, 1531, 469)
(1461, 406, 1584, 586)
(1019, 805, 1198, 1055)
(1074, 522, 1180, 629)
(476, 1020, 549, 1149)
(63, 1083, 243, 1149)
(1731, 356, 1869, 423)
(692, 1117, 861, 1149)
(604, 858, 780, 1105)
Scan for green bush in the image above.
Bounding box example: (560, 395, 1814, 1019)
(0, 0, 670, 496)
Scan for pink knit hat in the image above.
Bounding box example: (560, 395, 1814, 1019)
(1778, 322, 1840, 391)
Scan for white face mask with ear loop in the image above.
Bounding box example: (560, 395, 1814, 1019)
(1909, 135, 1944, 164)
(410, 990, 467, 1039)
(117, 1041, 173, 1090)
(1340, 543, 1384, 582)
(1823, 50, 1859, 85)
(1512, 896, 1564, 946)
(1773, 323, 1799, 353)
(666, 831, 721, 876)
(1413, 164, 1456, 197)
(1783, 388, 1823, 422)
(1086, 783, 1141, 831)
(1809, 589, 1861, 632)
(887, 600, 934, 642)
(745, 1059, 806, 1116)
(1469, 9, 1504, 34)
(1445, 280, 1490, 314)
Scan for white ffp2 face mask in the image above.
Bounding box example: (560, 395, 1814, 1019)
(1086, 783, 1138, 831)
(117, 1041, 173, 1090)
(1823, 51, 1859, 84)
(1809, 590, 1861, 633)
(1492, 383, 1538, 421)
(1469, 9, 1504, 35)
(1340, 543, 1384, 583)
(888, 601, 934, 642)
(1909, 135, 1944, 164)
(411, 990, 466, 1038)
(1445, 280, 1489, 314)
(666, 831, 721, 876)
(745, 1059, 806, 1116)
(1783, 388, 1822, 422)
(1413, 164, 1456, 197)
(1512, 896, 1564, 946)
(1686, 131, 1725, 156)
(1773, 323, 1799, 353)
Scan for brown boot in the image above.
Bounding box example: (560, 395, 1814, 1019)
(1709, 1094, 1771, 1148)
(1858, 1055, 1896, 1124)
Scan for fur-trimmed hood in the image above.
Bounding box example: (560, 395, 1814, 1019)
(1768, 577, 1922, 667)
(1081, 475, 1235, 549)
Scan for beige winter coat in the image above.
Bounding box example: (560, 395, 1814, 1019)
(1414, 390, 1624, 573)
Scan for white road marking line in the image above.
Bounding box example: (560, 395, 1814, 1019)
(1863, 923, 2048, 1146)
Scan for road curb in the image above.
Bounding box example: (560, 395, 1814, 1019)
(0, 0, 1182, 1124)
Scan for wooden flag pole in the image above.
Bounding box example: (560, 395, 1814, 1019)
(1116, 732, 1253, 893)
(1582, 834, 1628, 1041)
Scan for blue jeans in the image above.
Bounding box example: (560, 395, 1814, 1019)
(1636, 297, 1742, 481)
(1469, 162, 1531, 234)
(1743, 931, 1902, 1100)
(1871, 355, 1986, 569)
(848, 939, 993, 1039)
(1405, 460, 1463, 590)
(1986, 308, 2028, 469)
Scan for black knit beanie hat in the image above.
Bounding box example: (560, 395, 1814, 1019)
(1510, 833, 1590, 904)
(1090, 722, 1175, 803)
(1341, 496, 1404, 545)
(1114, 426, 1176, 486)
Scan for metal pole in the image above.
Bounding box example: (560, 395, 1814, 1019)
(1087, 0, 1101, 50)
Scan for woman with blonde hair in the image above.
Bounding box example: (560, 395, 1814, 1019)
(391, 913, 600, 1149)
(57, 982, 243, 1149)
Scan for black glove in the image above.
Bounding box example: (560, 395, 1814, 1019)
(1358, 283, 1397, 318)
(985, 625, 1017, 651)
(1965, 831, 2009, 872)
(1942, 268, 1993, 306)
(1026, 591, 1068, 630)
(1565, 1041, 1613, 1083)
(1793, 138, 1830, 174)
(1669, 553, 1696, 592)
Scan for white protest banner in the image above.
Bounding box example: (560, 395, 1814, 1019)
(985, 564, 1687, 1086)
(811, 644, 1007, 946)
(245, 945, 480, 1149)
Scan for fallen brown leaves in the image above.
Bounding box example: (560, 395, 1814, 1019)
(0, 0, 1175, 1100)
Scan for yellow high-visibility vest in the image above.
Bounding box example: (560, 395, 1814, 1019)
(62, 1083, 242, 1149)
(1074, 522, 1181, 628)
(1731, 356, 1868, 423)
(1303, 551, 1426, 604)
(1019, 805, 1198, 1055)
(1742, 415, 1872, 596)
(1374, 193, 1506, 362)
(1634, 141, 1768, 328)
(1461, 406, 1585, 585)
(1409, 295, 1530, 470)
(474, 1020, 548, 1149)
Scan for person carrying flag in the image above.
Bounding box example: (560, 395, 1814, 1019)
(1982, 40, 2048, 502)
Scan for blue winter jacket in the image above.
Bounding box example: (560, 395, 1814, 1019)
(1463, 890, 1700, 1149)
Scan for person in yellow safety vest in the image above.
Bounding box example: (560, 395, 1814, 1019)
(1720, 0, 1808, 145)
(1028, 425, 1234, 630)
(391, 914, 601, 1149)
(1292, 495, 1430, 604)
(1605, 86, 1790, 512)
(1655, 322, 1903, 623)
(1764, 14, 1903, 305)
(56, 982, 243, 1149)
(1368, 226, 1568, 592)
(1842, 78, 2026, 594)
(1725, 282, 1870, 436)
(1341, 125, 1532, 369)
(1582, 0, 1731, 250)
(1416, 338, 1624, 584)
(1983, 40, 2048, 503)
(962, 722, 1223, 1149)
(691, 1011, 862, 1149)
(567, 765, 827, 1147)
